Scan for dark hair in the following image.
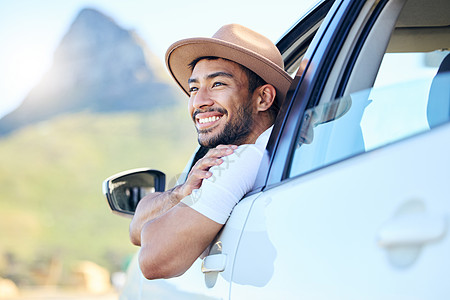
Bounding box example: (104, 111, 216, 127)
(188, 56, 279, 121)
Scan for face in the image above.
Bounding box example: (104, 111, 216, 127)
(188, 58, 256, 148)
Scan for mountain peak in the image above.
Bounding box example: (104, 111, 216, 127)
(77, 7, 113, 20)
(0, 7, 181, 136)
(55, 7, 129, 64)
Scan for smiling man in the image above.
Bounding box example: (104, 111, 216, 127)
(129, 24, 292, 279)
(189, 57, 270, 147)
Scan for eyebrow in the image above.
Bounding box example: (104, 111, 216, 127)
(188, 71, 234, 84)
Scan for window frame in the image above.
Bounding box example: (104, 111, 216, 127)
(263, 0, 395, 189)
(252, 0, 336, 191)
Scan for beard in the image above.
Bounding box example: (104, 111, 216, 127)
(194, 100, 254, 148)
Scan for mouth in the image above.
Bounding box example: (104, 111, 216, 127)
(195, 112, 224, 130)
(198, 115, 222, 124)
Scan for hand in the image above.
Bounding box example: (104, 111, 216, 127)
(178, 144, 237, 199)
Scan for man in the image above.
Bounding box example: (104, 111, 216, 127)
(129, 24, 292, 279)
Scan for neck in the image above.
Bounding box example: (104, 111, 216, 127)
(243, 120, 273, 144)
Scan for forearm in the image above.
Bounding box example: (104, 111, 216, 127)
(129, 185, 184, 246)
(139, 203, 222, 279)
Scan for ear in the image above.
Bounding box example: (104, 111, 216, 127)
(255, 84, 276, 112)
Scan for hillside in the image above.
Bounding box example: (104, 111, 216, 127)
(0, 106, 197, 285)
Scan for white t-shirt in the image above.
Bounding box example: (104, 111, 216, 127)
(181, 127, 272, 224)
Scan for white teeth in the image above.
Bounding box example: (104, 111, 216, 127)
(199, 116, 221, 124)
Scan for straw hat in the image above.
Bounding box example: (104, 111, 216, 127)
(165, 24, 292, 102)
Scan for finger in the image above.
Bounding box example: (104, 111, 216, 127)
(206, 146, 236, 158)
(193, 157, 223, 171)
(189, 169, 212, 179)
(182, 170, 213, 197)
(202, 157, 223, 168)
(215, 144, 238, 149)
(185, 170, 213, 187)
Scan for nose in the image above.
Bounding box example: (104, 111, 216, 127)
(191, 86, 214, 110)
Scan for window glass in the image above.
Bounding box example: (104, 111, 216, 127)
(288, 0, 450, 178)
(288, 69, 450, 178)
(373, 52, 445, 88)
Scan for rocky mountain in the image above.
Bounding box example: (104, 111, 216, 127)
(0, 8, 183, 136)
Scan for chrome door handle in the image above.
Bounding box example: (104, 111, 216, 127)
(377, 213, 447, 248)
(201, 253, 227, 273)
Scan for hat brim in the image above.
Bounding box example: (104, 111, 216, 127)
(165, 37, 293, 102)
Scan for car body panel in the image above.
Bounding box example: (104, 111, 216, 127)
(231, 122, 450, 299)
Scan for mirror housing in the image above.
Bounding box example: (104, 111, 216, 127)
(102, 168, 166, 216)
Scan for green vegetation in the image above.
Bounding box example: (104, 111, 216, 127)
(0, 105, 197, 286)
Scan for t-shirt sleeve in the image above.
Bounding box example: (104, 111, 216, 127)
(181, 144, 265, 224)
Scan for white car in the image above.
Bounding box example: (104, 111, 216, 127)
(103, 0, 450, 298)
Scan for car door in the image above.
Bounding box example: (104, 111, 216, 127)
(231, 0, 450, 298)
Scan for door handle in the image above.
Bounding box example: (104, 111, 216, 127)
(201, 253, 227, 273)
(377, 213, 447, 248)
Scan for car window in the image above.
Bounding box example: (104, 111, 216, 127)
(287, 0, 450, 178)
(288, 70, 450, 177)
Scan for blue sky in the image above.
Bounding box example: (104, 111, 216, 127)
(0, 0, 317, 118)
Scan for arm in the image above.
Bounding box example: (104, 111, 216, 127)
(139, 203, 222, 279)
(129, 145, 237, 246)
(138, 145, 264, 279)
(129, 188, 183, 246)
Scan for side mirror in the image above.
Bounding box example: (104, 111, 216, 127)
(102, 168, 166, 216)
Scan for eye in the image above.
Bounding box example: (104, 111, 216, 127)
(212, 82, 225, 88)
(189, 86, 198, 93)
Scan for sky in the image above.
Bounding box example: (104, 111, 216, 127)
(0, 0, 318, 118)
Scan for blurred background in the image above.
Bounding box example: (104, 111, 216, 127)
(0, 0, 316, 298)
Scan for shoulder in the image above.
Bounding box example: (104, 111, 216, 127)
(216, 144, 264, 170)
(233, 144, 265, 158)
(207, 144, 265, 182)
